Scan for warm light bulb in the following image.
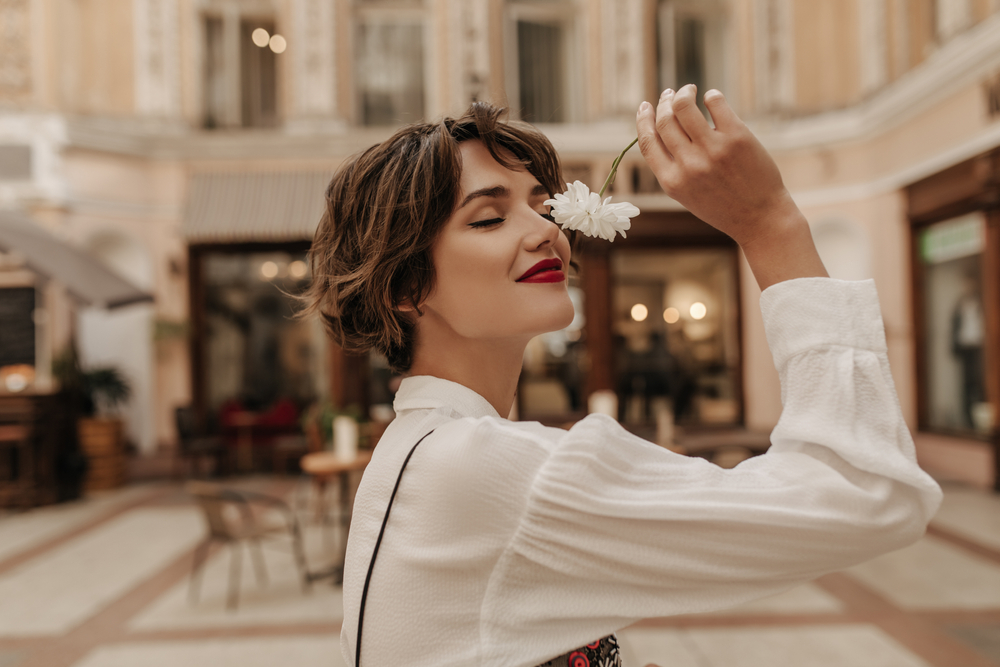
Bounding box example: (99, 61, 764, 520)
(663, 307, 680, 324)
(252, 28, 270, 47)
(289, 260, 308, 279)
(690, 302, 707, 320)
(631, 304, 648, 322)
(269, 34, 287, 53)
(260, 261, 279, 279)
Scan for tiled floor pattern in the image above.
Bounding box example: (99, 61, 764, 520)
(0, 480, 997, 667)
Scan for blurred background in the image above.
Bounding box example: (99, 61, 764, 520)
(0, 1, 999, 666)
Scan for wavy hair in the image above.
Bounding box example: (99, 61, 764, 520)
(301, 102, 570, 373)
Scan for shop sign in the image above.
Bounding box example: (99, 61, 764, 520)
(920, 213, 985, 265)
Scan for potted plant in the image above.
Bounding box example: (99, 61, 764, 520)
(53, 348, 132, 491)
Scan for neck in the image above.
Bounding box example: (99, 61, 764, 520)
(408, 334, 526, 419)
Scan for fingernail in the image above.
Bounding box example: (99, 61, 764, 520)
(660, 88, 673, 99)
(639, 101, 651, 113)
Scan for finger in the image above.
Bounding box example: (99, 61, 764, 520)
(636, 99, 675, 178)
(704, 89, 743, 133)
(654, 89, 692, 159)
(672, 84, 712, 145)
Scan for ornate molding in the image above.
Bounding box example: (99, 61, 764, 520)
(133, 0, 181, 116)
(759, 12, 1000, 149)
(0, 0, 31, 95)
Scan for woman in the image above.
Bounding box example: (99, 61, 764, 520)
(304, 87, 942, 666)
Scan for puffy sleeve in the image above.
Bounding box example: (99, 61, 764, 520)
(480, 278, 943, 664)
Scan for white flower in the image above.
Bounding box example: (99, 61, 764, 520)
(544, 181, 640, 242)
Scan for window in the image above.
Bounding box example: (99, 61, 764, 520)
(611, 247, 742, 430)
(506, 2, 575, 123)
(0, 287, 35, 392)
(657, 0, 726, 112)
(198, 248, 326, 419)
(354, 21, 426, 125)
(353, 1, 426, 126)
(917, 213, 992, 435)
(202, 15, 281, 128)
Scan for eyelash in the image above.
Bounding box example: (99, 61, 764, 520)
(470, 212, 555, 228)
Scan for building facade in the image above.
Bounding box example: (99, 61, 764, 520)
(1, 0, 997, 486)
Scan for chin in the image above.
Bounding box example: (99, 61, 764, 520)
(539, 296, 576, 334)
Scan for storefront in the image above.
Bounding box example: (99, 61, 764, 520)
(516, 208, 744, 444)
(184, 172, 333, 438)
(908, 148, 1000, 488)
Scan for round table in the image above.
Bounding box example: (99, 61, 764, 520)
(299, 450, 373, 583)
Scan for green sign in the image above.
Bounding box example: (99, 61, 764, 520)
(920, 214, 985, 265)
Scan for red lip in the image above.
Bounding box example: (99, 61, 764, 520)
(517, 258, 564, 282)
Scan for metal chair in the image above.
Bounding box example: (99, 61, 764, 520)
(186, 482, 312, 610)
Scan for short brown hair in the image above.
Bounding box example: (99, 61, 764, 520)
(302, 102, 568, 374)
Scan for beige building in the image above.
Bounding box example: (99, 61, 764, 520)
(1, 0, 997, 486)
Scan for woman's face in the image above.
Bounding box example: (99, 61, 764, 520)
(415, 140, 575, 342)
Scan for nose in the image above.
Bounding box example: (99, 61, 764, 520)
(522, 206, 561, 251)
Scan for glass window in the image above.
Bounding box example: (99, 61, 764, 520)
(355, 20, 426, 125)
(202, 16, 279, 128)
(202, 16, 227, 128)
(516, 19, 566, 123)
(657, 1, 724, 114)
(0, 287, 36, 392)
(202, 250, 325, 418)
(610, 247, 741, 432)
(674, 16, 706, 95)
(918, 213, 991, 434)
(240, 19, 279, 127)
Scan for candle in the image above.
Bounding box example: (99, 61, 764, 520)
(333, 415, 358, 462)
(587, 390, 618, 419)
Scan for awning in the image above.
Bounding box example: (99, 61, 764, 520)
(0, 212, 153, 309)
(183, 171, 334, 243)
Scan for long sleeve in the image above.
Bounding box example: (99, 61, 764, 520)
(479, 278, 943, 666)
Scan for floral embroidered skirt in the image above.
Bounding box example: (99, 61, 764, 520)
(536, 634, 622, 667)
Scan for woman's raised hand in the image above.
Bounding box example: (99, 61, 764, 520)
(636, 85, 827, 291)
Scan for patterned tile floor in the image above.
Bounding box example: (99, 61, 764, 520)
(0, 478, 998, 667)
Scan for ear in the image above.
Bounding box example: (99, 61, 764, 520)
(394, 296, 420, 315)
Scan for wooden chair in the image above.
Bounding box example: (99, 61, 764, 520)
(186, 482, 312, 610)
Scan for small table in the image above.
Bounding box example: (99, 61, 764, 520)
(300, 450, 373, 583)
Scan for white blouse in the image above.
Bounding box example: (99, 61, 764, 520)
(339, 278, 942, 667)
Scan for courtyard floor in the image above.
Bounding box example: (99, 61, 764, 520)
(0, 477, 998, 667)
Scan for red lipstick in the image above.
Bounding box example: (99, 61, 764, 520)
(517, 258, 565, 283)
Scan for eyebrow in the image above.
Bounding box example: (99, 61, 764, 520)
(458, 183, 549, 209)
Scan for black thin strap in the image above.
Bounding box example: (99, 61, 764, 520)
(355, 429, 436, 666)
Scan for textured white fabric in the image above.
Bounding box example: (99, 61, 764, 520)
(340, 277, 942, 667)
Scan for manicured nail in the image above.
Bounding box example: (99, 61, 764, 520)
(639, 101, 651, 113)
(660, 88, 673, 99)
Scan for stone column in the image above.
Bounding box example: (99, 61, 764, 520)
(600, 0, 646, 118)
(859, 0, 888, 96)
(446, 0, 491, 114)
(288, 0, 340, 132)
(753, 0, 795, 113)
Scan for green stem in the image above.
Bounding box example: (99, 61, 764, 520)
(598, 137, 638, 198)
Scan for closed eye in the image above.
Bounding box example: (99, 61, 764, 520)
(470, 217, 504, 228)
